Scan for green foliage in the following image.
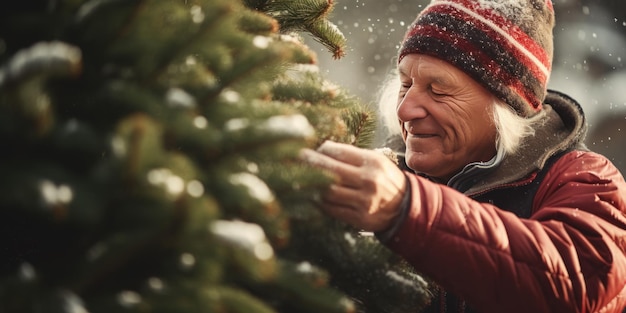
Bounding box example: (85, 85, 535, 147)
(0, 0, 431, 312)
(243, 0, 346, 59)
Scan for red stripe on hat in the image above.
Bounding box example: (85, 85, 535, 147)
(412, 24, 542, 110)
(417, 0, 551, 83)
(403, 21, 547, 92)
(450, 0, 551, 66)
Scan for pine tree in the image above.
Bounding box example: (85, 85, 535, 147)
(0, 1, 431, 312)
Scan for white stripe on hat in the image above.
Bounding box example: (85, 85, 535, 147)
(430, 1, 550, 81)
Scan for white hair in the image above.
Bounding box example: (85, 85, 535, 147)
(376, 71, 544, 156)
(376, 71, 403, 141)
(492, 100, 545, 155)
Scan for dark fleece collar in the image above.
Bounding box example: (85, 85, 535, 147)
(462, 90, 588, 196)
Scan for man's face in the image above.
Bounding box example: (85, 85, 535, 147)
(397, 54, 497, 182)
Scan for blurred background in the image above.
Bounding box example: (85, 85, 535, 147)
(305, 0, 626, 173)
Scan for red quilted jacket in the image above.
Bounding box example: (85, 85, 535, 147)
(382, 91, 626, 313)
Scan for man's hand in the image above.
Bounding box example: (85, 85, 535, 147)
(300, 141, 407, 232)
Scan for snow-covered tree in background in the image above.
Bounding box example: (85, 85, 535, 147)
(0, 0, 431, 312)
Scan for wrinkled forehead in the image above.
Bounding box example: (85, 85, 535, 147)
(398, 54, 468, 85)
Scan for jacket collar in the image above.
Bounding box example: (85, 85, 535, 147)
(459, 90, 588, 195)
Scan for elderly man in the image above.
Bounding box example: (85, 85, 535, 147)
(300, 0, 626, 312)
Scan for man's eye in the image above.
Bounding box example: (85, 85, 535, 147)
(398, 83, 411, 97)
(430, 86, 446, 96)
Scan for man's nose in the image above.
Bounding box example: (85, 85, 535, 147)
(396, 88, 428, 122)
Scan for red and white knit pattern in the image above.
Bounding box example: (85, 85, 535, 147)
(399, 0, 555, 117)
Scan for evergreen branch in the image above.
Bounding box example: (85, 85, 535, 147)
(239, 9, 280, 35)
(276, 34, 318, 64)
(211, 286, 280, 313)
(264, 259, 356, 313)
(148, 1, 236, 84)
(0, 1, 433, 312)
(219, 126, 313, 161)
(241, 0, 272, 11)
(272, 77, 338, 106)
(0, 41, 82, 137)
(343, 108, 377, 148)
(201, 45, 289, 105)
(73, 0, 143, 56)
(268, 0, 333, 26)
(291, 220, 432, 313)
(69, 230, 167, 294)
(305, 19, 346, 59)
(251, 0, 347, 59)
(0, 41, 82, 88)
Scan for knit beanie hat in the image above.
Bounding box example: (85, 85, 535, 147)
(398, 0, 555, 117)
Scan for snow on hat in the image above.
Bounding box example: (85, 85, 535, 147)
(398, 0, 555, 117)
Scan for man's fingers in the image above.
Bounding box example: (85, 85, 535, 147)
(322, 184, 368, 210)
(316, 141, 366, 166)
(299, 148, 331, 168)
(301, 141, 406, 232)
(317, 202, 362, 226)
(300, 148, 362, 187)
(317, 185, 381, 231)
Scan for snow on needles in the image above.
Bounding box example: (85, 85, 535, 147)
(260, 114, 315, 138)
(210, 219, 275, 261)
(225, 114, 314, 138)
(228, 172, 275, 204)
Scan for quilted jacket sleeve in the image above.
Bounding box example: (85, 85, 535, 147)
(384, 151, 626, 313)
